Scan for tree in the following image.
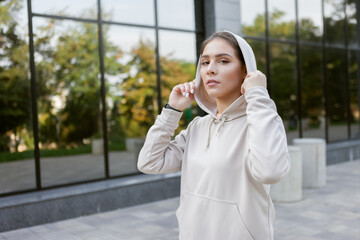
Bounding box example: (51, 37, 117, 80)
(0, 0, 31, 151)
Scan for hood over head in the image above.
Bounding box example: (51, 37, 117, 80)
(194, 30, 257, 119)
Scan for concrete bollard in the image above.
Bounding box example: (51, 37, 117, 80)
(293, 138, 326, 188)
(271, 146, 302, 202)
(91, 139, 103, 155)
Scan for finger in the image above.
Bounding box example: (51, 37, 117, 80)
(190, 81, 195, 94)
(178, 84, 186, 96)
(184, 83, 190, 98)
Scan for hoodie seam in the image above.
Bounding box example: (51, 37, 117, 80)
(267, 196, 271, 240)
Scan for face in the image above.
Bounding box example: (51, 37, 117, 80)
(200, 38, 246, 103)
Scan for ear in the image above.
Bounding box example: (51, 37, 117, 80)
(242, 64, 247, 78)
(240, 64, 247, 84)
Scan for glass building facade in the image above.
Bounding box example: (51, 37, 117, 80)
(0, 0, 199, 196)
(0, 0, 359, 196)
(241, 0, 360, 143)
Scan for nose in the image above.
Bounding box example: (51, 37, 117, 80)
(206, 61, 217, 75)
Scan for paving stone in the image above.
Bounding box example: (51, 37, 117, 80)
(0, 160, 359, 240)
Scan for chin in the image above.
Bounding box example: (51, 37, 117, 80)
(205, 89, 222, 99)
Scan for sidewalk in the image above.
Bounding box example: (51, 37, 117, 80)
(1, 160, 359, 240)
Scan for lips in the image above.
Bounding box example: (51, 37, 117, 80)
(206, 79, 220, 87)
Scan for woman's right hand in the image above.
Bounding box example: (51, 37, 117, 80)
(168, 80, 196, 112)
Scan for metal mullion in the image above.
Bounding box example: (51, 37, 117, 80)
(265, 0, 271, 95)
(32, 13, 97, 24)
(322, 0, 329, 142)
(324, 43, 348, 50)
(154, 0, 162, 114)
(344, 0, 351, 139)
(102, 19, 196, 33)
(295, 0, 303, 138)
(299, 41, 322, 48)
(97, 0, 110, 178)
(0, 168, 144, 198)
(27, 0, 41, 190)
(268, 37, 297, 45)
(194, 0, 206, 117)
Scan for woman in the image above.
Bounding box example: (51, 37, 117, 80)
(137, 30, 290, 240)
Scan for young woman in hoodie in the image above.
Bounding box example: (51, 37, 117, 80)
(137, 30, 290, 240)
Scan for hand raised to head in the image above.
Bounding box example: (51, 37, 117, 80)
(168, 80, 196, 112)
(241, 70, 267, 95)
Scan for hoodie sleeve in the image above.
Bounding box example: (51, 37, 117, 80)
(245, 86, 290, 184)
(137, 108, 195, 174)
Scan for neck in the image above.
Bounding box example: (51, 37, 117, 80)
(216, 94, 242, 116)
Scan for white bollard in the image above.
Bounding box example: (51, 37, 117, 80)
(293, 138, 326, 188)
(271, 146, 302, 202)
(91, 139, 103, 155)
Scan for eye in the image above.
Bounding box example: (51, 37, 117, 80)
(219, 59, 229, 64)
(201, 60, 209, 65)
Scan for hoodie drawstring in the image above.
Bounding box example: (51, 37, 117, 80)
(206, 116, 227, 148)
(216, 115, 227, 135)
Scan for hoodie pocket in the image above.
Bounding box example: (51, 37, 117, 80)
(176, 192, 254, 240)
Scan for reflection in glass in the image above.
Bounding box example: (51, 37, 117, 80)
(33, 18, 105, 187)
(32, 0, 97, 19)
(327, 49, 348, 141)
(104, 26, 156, 176)
(241, 0, 265, 37)
(157, 0, 195, 30)
(347, 0, 359, 48)
(102, 0, 155, 26)
(246, 39, 266, 73)
(298, 0, 323, 41)
(0, 0, 36, 194)
(270, 43, 297, 143)
(350, 50, 360, 139)
(159, 30, 197, 132)
(324, 0, 345, 45)
(268, 0, 296, 39)
(301, 47, 325, 139)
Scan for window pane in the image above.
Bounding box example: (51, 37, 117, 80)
(159, 30, 197, 132)
(298, 0, 323, 42)
(269, 0, 296, 39)
(327, 48, 348, 141)
(102, 0, 155, 26)
(350, 50, 360, 139)
(325, 0, 345, 45)
(270, 43, 298, 144)
(241, 0, 265, 37)
(104, 26, 156, 177)
(33, 18, 105, 187)
(32, 0, 97, 19)
(301, 47, 325, 139)
(0, 0, 36, 194)
(347, 0, 358, 48)
(157, 0, 195, 30)
(159, 30, 196, 65)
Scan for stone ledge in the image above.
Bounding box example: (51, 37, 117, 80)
(0, 172, 181, 232)
(327, 139, 360, 164)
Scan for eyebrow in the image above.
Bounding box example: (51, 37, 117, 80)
(200, 53, 233, 59)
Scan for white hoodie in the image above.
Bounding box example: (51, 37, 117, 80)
(138, 31, 290, 240)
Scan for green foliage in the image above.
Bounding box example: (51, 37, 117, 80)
(0, 0, 31, 151)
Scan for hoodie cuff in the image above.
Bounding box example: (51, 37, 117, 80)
(159, 108, 183, 125)
(244, 86, 270, 101)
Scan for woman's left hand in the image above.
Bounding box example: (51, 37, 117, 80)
(241, 70, 267, 95)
